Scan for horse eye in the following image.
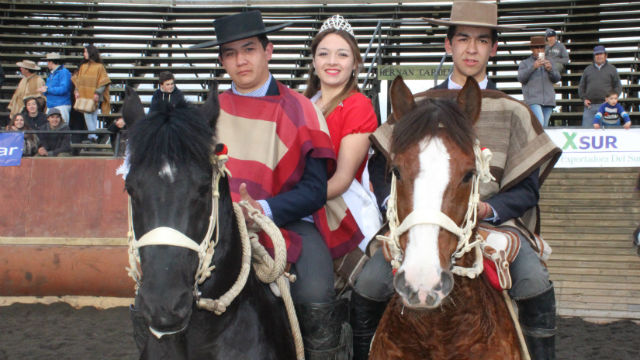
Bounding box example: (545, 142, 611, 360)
(462, 171, 474, 183)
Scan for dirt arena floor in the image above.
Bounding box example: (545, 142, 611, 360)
(0, 302, 638, 359)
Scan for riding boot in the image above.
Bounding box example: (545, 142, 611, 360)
(296, 299, 353, 360)
(516, 286, 556, 360)
(350, 291, 388, 360)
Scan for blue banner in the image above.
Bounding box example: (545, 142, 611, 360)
(0, 132, 24, 166)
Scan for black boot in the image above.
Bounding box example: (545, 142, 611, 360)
(296, 299, 353, 360)
(350, 291, 388, 360)
(516, 286, 556, 360)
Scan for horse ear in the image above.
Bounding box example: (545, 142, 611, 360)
(122, 86, 145, 128)
(389, 76, 416, 122)
(456, 77, 482, 125)
(200, 81, 220, 131)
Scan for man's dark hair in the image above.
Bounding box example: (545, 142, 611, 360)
(218, 34, 270, 58)
(158, 71, 175, 84)
(446, 26, 498, 45)
(49, 60, 61, 66)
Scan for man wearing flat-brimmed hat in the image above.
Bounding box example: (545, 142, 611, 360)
(190, 11, 348, 359)
(578, 45, 622, 127)
(8, 59, 45, 119)
(38, 53, 72, 124)
(368, 1, 560, 358)
(544, 28, 569, 73)
(518, 36, 562, 127)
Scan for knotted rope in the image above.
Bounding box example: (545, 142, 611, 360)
(378, 140, 495, 278)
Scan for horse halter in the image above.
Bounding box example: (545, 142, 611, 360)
(126, 151, 231, 296)
(378, 140, 495, 279)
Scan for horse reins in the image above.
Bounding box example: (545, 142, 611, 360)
(378, 140, 495, 278)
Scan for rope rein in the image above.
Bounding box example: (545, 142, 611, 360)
(377, 140, 495, 278)
(125, 152, 304, 360)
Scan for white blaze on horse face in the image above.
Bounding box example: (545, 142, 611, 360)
(401, 137, 450, 302)
(159, 161, 176, 183)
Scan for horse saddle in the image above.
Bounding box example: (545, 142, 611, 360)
(477, 225, 521, 291)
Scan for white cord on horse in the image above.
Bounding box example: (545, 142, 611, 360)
(125, 153, 304, 359)
(377, 140, 495, 279)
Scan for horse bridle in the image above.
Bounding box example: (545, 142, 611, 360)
(378, 140, 495, 279)
(126, 151, 232, 301)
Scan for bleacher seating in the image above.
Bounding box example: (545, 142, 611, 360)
(1, 0, 639, 131)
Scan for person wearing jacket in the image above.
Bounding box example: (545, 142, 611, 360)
(37, 108, 71, 157)
(38, 53, 72, 124)
(578, 45, 623, 127)
(518, 36, 562, 127)
(544, 29, 569, 73)
(149, 71, 185, 113)
(8, 59, 45, 119)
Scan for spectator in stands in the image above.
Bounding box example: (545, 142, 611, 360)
(0, 64, 5, 128)
(37, 108, 71, 157)
(303, 14, 381, 359)
(107, 116, 127, 156)
(149, 71, 185, 113)
(7, 59, 45, 119)
(579, 45, 622, 128)
(38, 53, 72, 124)
(593, 91, 631, 129)
(190, 10, 349, 359)
(518, 36, 562, 127)
(21, 96, 47, 129)
(544, 28, 569, 73)
(72, 45, 111, 142)
(6, 113, 38, 157)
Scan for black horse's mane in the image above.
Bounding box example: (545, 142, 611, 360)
(391, 98, 475, 156)
(128, 103, 214, 172)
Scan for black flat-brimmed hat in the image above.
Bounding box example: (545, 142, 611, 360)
(191, 10, 292, 49)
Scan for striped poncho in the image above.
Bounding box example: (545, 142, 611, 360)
(217, 81, 362, 263)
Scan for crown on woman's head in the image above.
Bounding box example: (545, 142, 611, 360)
(319, 14, 354, 37)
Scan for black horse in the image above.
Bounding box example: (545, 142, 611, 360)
(121, 86, 296, 359)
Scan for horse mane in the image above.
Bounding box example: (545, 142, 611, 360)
(391, 98, 476, 156)
(128, 103, 214, 172)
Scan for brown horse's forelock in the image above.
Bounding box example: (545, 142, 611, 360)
(391, 98, 476, 156)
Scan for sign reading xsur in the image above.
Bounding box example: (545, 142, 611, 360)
(546, 129, 640, 168)
(378, 65, 452, 80)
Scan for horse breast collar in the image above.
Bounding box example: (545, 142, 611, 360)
(378, 140, 495, 278)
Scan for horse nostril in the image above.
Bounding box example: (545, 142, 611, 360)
(440, 271, 454, 297)
(426, 292, 439, 307)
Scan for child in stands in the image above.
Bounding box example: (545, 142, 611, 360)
(593, 91, 631, 129)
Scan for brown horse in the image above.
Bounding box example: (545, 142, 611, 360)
(369, 77, 522, 360)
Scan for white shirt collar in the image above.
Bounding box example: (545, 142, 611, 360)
(447, 74, 488, 90)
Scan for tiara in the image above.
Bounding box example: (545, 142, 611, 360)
(319, 14, 355, 37)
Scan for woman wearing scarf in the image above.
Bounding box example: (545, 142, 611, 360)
(71, 45, 110, 142)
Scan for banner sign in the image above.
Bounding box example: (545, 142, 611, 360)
(545, 128, 640, 168)
(0, 133, 24, 167)
(378, 65, 452, 80)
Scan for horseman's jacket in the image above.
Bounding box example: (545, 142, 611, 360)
(371, 87, 561, 248)
(217, 80, 341, 263)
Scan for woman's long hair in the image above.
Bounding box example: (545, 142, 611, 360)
(82, 44, 102, 64)
(303, 28, 363, 116)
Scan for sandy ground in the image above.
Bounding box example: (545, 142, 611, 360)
(0, 302, 638, 359)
